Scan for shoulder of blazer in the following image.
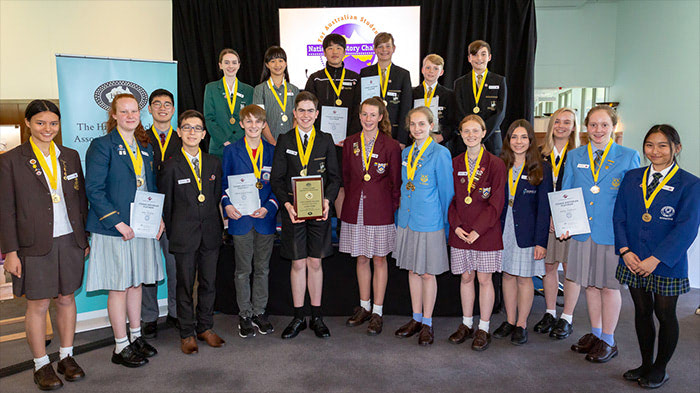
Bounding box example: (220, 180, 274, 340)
(486, 71, 505, 82)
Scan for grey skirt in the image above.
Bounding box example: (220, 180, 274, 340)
(394, 226, 449, 275)
(545, 232, 571, 265)
(566, 237, 621, 289)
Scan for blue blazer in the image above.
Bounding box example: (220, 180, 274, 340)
(221, 138, 278, 235)
(85, 131, 157, 236)
(396, 140, 454, 232)
(561, 142, 640, 245)
(613, 166, 700, 279)
(500, 163, 553, 248)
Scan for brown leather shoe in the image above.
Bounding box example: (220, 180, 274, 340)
(367, 313, 383, 335)
(448, 324, 475, 344)
(33, 363, 63, 391)
(418, 324, 434, 346)
(57, 356, 85, 381)
(196, 329, 225, 348)
(394, 319, 423, 338)
(571, 333, 600, 353)
(181, 336, 199, 354)
(346, 306, 372, 327)
(585, 340, 618, 363)
(472, 329, 492, 351)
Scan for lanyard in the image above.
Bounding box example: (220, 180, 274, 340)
(550, 143, 568, 180)
(378, 63, 392, 100)
(116, 129, 144, 181)
(361, 131, 377, 174)
(151, 125, 173, 161)
(29, 137, 57, 190)
(295, 126, 316, 170)
(406, 137, 433, 181)
(423, 81, 437, 107)
(222, 76, 239, 117)
(268, 78, 288, 113)
(182, 148, 202, 192)
(587, 138, 613, 184)
(324, 67, 346, 104)
(508, 164, 525, 200)
(244, 138, 263, 181)
(641, 164, 678, 211)
(464, 146, 484, 195)
(472, 69, 488, 105)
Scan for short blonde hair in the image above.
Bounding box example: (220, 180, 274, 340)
(423, 54, 444, 67)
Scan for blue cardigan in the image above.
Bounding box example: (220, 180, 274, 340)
(500, 163, 553, 248)
(221, 138, 278, 235)
(613, 166, 700, 279)
(396, 140, 454, 232)
(85, 131, 157, 236)
(561, 142, 640, 245)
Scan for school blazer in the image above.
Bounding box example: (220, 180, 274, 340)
(85, 131, 157, 236)
(454, 71, 507, 153)
(561, 142, 640, 245)
(448, 150, 506, 251)
(542, 148, 570, 191)
(360, 63, 413, 144)
(613, 166, 700, 279)
(340, 131, 402, 226)
(203, 77, 254, 157)
(270, 128, 341, 208)
(146, 126, 182, 173)
(412, 83, 458, 146)
(159, 151, 223, 253)
(221, 138, 278, 236)
(0, 143, 89, 257)
(500, 163, 553, 249)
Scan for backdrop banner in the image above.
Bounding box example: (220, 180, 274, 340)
(55, 54, 177, 331)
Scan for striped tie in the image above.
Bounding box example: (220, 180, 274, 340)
(647, 172, 663, 198)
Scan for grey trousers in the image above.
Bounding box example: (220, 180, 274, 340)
(141, 232, 178, 322)
(233, 229, 274, 318)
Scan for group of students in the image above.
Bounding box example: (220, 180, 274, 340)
(0, 32, 698, 392)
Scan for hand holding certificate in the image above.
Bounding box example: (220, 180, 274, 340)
(226, 173, 262, 217)
(548, 187, 591, 238)
(130, 191, 165, 239)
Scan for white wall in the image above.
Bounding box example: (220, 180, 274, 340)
(0, 0, 172, 100)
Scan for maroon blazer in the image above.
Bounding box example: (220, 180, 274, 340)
(448, 149, 506, 251)
(340, 131, 401, 225)
(0, 142, 89, 257)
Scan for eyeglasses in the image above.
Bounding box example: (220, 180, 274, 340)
(181, 125, 204, 133)
(151, 101, 173, 109)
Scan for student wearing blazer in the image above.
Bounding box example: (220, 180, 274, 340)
(492, 120, 552, 345)
(203, 48, 254, 158)
(159, 110, 225, 355)
(340, 97, 402, 336)
(0, 100, 89, 389)
(85, 94, 163, 368)
(613, 125, 700, 389)
(412, 54, 457, 151)
(560, 105, 640, 363)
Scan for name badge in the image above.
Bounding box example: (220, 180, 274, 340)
(287, 92, 294, 96)
(65, 173, 79, 181)
(178, 178, 191, 184)
(521, 175, 528, 180)
(457, 171, 469, 176)
(262, 166, 272, 171)
(662, 185, 675, 192)
(577, 163, 590, 169)
(343, 81, 353, 87)
(371, 153, 378, 158)
(236, 92, 244, 98)
(286, 149, 298, 156)
(387, 92, 398, 97)
(488, 85, 499, 89)
(402, 161, 407, 167)
(141, 151, 149, 157)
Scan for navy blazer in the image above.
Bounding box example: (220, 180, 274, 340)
(221, 138, 278, 236)
(613, 166, 700, 279)
(85, 131, 157, 236)
(500, 163, 553, 248)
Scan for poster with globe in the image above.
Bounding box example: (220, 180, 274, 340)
(279, 7, 421, 88)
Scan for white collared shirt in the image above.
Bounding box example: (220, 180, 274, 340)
(42, 147, 73, 237)
(648, 164, 674, 186)
(424, 81, 438, 92)
(298, 128, 312, 142)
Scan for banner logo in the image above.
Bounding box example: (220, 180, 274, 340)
(93, 80, 148, 110)
(309, 16, 379, 74)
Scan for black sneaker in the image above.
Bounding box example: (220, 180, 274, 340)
(251, 314, 274, 334)
(238, 317, 256, 338)
(492, 321, 515, 339)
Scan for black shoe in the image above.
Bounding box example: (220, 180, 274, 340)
(238, 317, 256, 338)
(166, 315, 179, 329)
(638, 373, 669, 389)
(533, 313, 556, 334)
(281, 317, 307, 339)
(549, 318, 573, 339)
(111, 345, 148, 368)
(492, 321, 515, 339)
(511, 326, 528, 345)
(251, 314, 274, 334)
(309, 316, 331, 338)
(142, 320, 157, 339)
(624, 366, 650, 381)
(131, 336, 157, 357)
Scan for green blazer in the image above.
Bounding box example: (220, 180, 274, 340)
(203, 77, 254, 157)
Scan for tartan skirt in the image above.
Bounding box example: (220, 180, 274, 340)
(615, 264, 690, 296)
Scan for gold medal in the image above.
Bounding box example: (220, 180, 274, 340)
(256, 181, 263, 189)
(590, 185, 600, 194)
(229, 117, 236, 125)
(300, 168, 307, 176)
(473, 106, 480, 114)
(364, 173, 371, 181)
(335, 98, 342, 106)
(52, 193, 61, 203)
(406, 181, 414, 191)
(198, 194, 206, 202)
(642, 213, 652, 222)
(464, 196, 472, 205)
(281, 114, 288, 122)
(137, 178, 144, 187)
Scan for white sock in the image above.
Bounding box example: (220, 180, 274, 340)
(115, 336, 129, 354)
(33, 355, 50, 371)
(462, 316, 474, 329)
(546, 309, 557, 318)
(360, 299, 371, 312)
(372, 304, 383, 316)
(129, 327, 141, 342)
(478, 320, 490, 332)
(59, 346, 73, 360)
(561, 313, 573, 324)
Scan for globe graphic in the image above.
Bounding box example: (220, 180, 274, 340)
(330, 23, 376, 74)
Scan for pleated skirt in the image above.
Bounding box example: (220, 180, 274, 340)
(394, 226, 449, 275)
(566, 237, 621, 289)
(86, 233, 163, 291)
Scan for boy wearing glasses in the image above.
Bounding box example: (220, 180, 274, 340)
(159, 110, 225, 354)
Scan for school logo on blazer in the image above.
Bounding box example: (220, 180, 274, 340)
(376, 162, 387, 174)
(480, 187, 491, 199)
(660, 206, 675, 220)
(318, 162, 326, 173)
(420, 174, 429, 184)
(94, 80, 148, 110)
(612, 178, 621, 188)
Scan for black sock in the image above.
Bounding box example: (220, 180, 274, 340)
(629, 287, 655, 374)
(293, 307, 304, 319)
(649, 294, 679, 381)
(311, 306, 322, 319)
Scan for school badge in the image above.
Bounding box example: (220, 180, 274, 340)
(420, 174, 429, 184)
(612, 178, 621, 188)
(376, 162, 387, 174)
(318, 162, 326, 173)
(661, 206, 675, 219)
(481, 187, 491, 199)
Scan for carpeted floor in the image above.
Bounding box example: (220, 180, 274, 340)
(1, 288, 698, 392)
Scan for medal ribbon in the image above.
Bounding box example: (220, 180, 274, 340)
(378, 63, 392, 100)
(29, 137, 58, 191)
(472, 69, 488, 106)
(244, 138, 263, 181)
(324, 67, 346, 103)
(550, 142, 568, 180)
(116, 129, 144, 180)
(508, 164, 526, 201)
(464, 146, 484, 194)
(222, 76, 239, 117)
(361, 131, 377, 174)
(295, 126, 316, 171)
(641, 164, 678, 212)
(423, 81, 437, 107)
(268, 78, 288, 114)
(587, 138, 613, 185)
(182, 148, 202, 194)
(406, 137, 433, 181)
(151, 125, 173, 161)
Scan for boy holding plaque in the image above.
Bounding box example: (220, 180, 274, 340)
(159, 110, 225, 354)
(412, 54, 457, 151)
(221, 105, 278, 338)
(270, 92, 341, 339)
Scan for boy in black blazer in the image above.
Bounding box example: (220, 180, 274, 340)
(412, 54, 457, 152)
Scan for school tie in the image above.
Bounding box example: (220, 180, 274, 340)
(426, 86, 432, 96)
(159, 132, 166, 146)
(594, 149, 603, 169)
(303, 134, 308, 150)
(192, 158, 200, 180)
(476, 74, 482, 89)
(555, 154, 561, 166)
(647, 172, 663, 198)
(381, 68, 387, 84)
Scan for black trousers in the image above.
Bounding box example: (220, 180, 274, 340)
(174, 245, 219, 338)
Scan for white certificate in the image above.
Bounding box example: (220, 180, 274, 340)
(361, 75, 381, 102)
(548, 187, 592, 238)
(320, 106, 348, 145)
(413, 96, 440, 130)
(226, 173, 261, 216)
(130, 191, 165, 239)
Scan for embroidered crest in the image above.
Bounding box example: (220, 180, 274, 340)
(376, 163, 387, 174)
(481, 187, 491, 198)
(420, 174, 429, 184)
(612, 178, 621, 187)
(660, 206, 675, 218)
(318, 162, 326, 173)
